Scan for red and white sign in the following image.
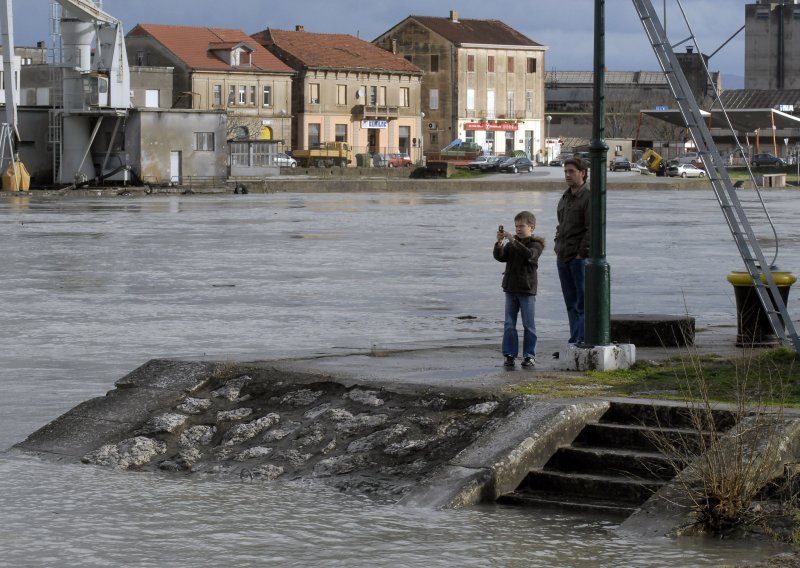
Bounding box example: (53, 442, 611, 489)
(463, 121, 519, 131)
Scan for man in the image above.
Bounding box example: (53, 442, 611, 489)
(554, 157, 591, 345)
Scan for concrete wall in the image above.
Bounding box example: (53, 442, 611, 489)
(745, 2, 800, 90)
(129, 66, 174, 109)
(15, 108, 52, 185)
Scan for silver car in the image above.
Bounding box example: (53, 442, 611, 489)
(274, 153, 297, 167)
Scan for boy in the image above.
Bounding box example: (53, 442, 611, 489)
(493, 211, 545, 368)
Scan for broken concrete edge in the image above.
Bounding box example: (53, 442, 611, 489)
(620, 415, 800, 538)
(559, 343, 636, 371)
(398, 398, 610, 509)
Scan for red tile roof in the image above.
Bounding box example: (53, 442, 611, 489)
(128, 24, 294, 73)
(251, 28, 421, 74)
(392, 16, 541, 47)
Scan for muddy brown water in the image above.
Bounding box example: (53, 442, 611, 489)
(1, 189, 796, 566)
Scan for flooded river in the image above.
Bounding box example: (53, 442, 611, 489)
(1, 188, 796, 566)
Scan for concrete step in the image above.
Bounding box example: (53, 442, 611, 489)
(600, 401, 736, 431)
(574, 422, 714, 454)
(517, 470, 666, 505)
(497, 490, 638, 517)
(546, 446, 682, 481)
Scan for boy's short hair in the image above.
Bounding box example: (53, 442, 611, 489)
(514, 210, 537, 227)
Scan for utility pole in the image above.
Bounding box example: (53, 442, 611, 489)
(585, 0, 611, 346)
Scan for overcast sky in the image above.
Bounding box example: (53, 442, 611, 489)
(16, 0, 750, 84)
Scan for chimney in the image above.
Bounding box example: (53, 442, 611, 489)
(295, 25, 304, 32)
(391, 38, 397, 54)
(37, 41, 46, 49)
(686, 46, 693, 54)
(450, 10, 459, 22)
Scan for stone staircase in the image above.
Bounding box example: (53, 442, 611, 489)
(497, 401, 736, 517)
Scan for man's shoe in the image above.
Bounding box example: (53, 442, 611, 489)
(521, 357, 536, 368)
(504, 356, 515, 368)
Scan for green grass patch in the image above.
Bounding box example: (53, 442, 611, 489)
(518, 348, 800, 404)
(447, 168, 484, 179)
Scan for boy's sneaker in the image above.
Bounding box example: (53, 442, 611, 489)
(503, 356, 515, 368)
(521, 357, 536, 368)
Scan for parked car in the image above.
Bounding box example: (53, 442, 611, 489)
(481, 156, 510, 171)
(666, 163, 706, 178)
(372, 153, 389, 167)
(752, 153, 785, 167)
(610, 157, 632, 171)
(498, 156, 534, 173)
(388, 153, 412, 167)
(274, 153, 297, 167)
(467, 156, 491, 170)
(549, 154, 571, 167)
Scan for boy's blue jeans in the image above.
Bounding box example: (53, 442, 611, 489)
(502, 292, 537, 359)
(557, 257, 586, 344)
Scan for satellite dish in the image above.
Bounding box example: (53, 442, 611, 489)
(356, 88, 365, 99)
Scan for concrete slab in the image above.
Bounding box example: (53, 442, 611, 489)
(558, 343, 636, 371)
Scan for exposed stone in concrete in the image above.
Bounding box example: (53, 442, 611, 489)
(346, 424, 409, 453)
(345, 389, 385, 407)
(262, 423, 299, 442)
(216, 408, 253, 422)
(251, 464, 285, 480)
(385, 438, 431, 457)
(179, 425, 216, 448)
(222, 414, 280, 446)
(275, 449, 313, 466)
(468, 401, 500, 415)
(211, 375, 252, 401)
(177, 397, 212, 414)
(335, 413, 388, 434)
(141, 412, 188, 434)
(314, 453, 372, 477)
(82, 436, 167, 470)
(559, 343, 636, 371)
(280, 389, 323, 407)
(234, 446, 273, 461)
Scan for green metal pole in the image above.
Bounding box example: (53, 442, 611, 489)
(585, 0, 611, 346)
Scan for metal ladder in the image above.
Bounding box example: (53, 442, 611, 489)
(632, 0, 800, 352)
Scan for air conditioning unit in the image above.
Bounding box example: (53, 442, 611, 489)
(428, 122, 438, 130)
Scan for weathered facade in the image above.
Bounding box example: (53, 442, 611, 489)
(745, 0, 800, 90)
(252, 26, 423, 161)
(373, 11, 547, 156)
(126, 25, 295, 149)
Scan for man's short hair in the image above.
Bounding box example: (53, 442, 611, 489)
(515, 210, 537, 227)
(563, 157, 588, 172)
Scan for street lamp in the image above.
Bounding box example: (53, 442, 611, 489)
(546, 115, 552, 162)
(419, 111, 425, 164)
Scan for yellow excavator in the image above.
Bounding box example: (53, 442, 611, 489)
(641, 148, 665, 175)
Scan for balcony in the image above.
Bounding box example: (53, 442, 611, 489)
(360, 104, 400, 119)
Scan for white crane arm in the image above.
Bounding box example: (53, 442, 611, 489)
(52, 0, 120, 26)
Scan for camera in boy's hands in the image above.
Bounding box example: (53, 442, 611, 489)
(498, 225, 504, 233)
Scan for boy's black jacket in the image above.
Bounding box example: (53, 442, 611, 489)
(493, 235, 546, 294)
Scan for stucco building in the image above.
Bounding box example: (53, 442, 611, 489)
(252, 26, 423, 161)
(125, 24, 295, 145)
(373, 11, 547, 157)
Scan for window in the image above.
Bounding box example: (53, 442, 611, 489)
(399, 126, 410, 154)
(233, 126, 249, 140)
(335, 124, 347, 142)
(136, 51, 145, 65)
(526, 90, 533, 112)
(400, 87, 410, 107)
(404, 55, 412, 62)
(195, 132, 215, 151)
(308, 123, 321, 148)
(527, 57, 536, 73)
(369, 86, 377, 105)
(430, 54, 439, 72)
(378, 86, 387, 106)
(488, 56, 495, 73)
(507, 57, 514, 73)
(230, 141, 249, 166)
(238, 85, 246, 104)
(228, 85, 236, 106)
(487, 89, 495, 118)
(250, 86, 256, 105)
(213, 84, 222, 106)
(430, 133, 438, 145)
(507, 91, 514, 115)
(337, 84, 347, 105)
(310, 83, 320, 104)
(467, 55, 475, 72)
(429, 88, 439, 110)
(466, 88, 475, 111)
(262, 85, 271, 107)
(145, 89, 159, 108)
(252, 142, 272, 167)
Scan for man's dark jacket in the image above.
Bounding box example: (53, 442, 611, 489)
(554, 183, 591, 261)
